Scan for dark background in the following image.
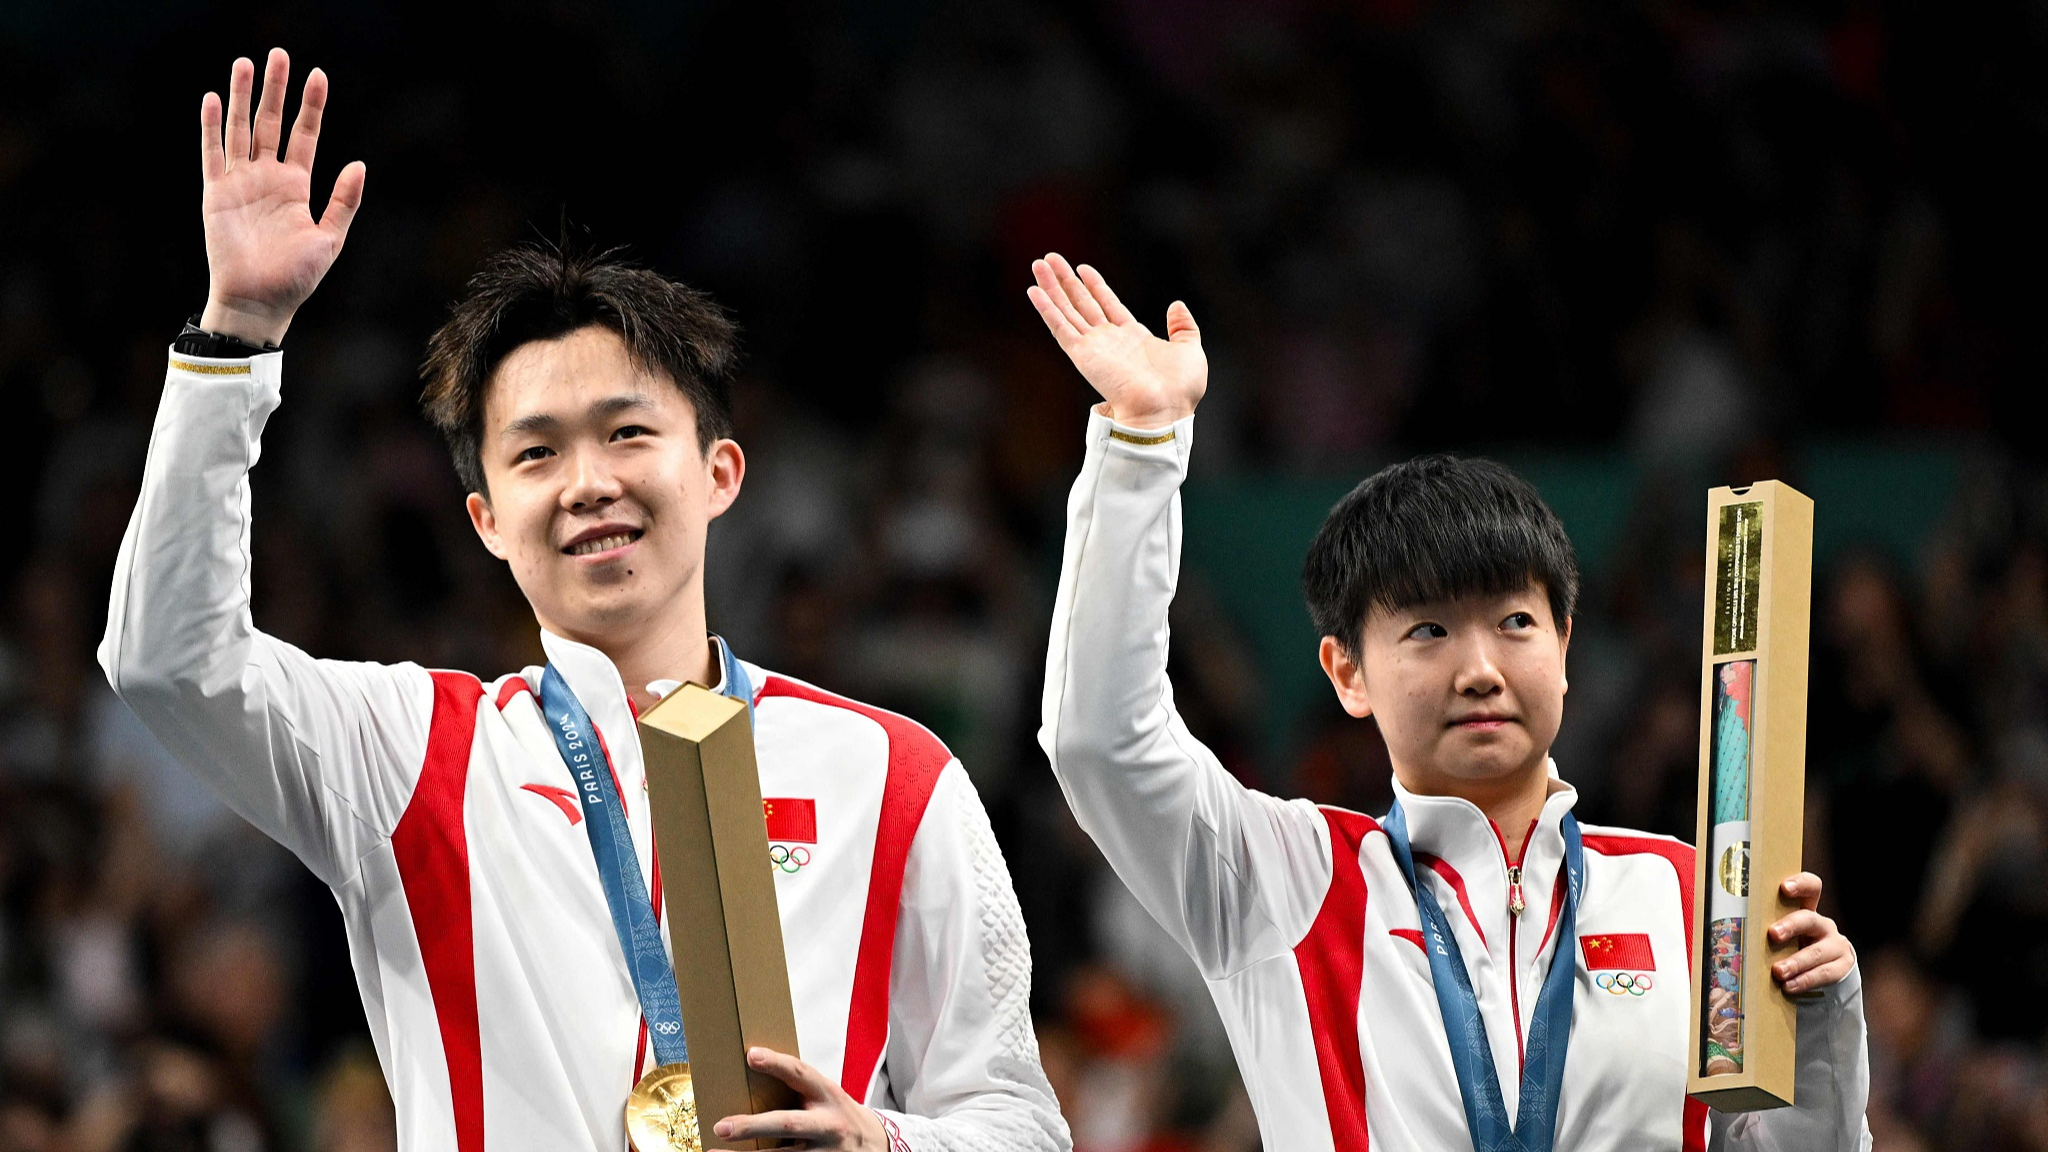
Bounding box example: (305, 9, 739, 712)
(5, 2, 2047, 1149)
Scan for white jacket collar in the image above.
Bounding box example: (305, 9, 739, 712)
(534, 630, 746, 801)
(647, 636, 733, 702)
(1390, 764, 1581, 945)
(537, 628, 645, 788)
(538, 629, 735, 711)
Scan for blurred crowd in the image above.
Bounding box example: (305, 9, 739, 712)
(4, 0, 2046, 1149)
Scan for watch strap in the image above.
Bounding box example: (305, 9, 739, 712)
(173, 314, 279, 358)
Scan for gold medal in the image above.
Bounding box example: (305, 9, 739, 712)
(625, 1063, 701, 1152)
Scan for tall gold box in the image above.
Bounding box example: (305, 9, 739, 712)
(638, 686, 801, 1149)
(1686, 482, 1813, 1112)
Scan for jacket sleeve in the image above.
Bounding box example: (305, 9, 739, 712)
(1708, 964, 1874, 1152)
(870, 763, 1070, 1152)
(97, 351, 437, 887)
(1037, 408, 1333, 979)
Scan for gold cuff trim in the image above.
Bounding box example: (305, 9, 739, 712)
(170, 359, 253, 376)
(1108, 428, 1176, 446)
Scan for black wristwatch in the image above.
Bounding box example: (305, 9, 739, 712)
(173, 314, 279, 359)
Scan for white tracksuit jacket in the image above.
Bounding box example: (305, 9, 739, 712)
(99, 351, 1069, 1152)
(1038, 408, 1872, 1152)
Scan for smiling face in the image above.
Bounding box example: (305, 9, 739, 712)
(1318, 584, 1570, 799)
(463, 325, 743, 652)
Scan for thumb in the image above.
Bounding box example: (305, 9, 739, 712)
(1165, 300, 1200, 344)
(319, 160, 367, 240)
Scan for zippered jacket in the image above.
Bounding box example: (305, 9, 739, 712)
(100, 351, 1070, 1152)
(1038, 407, 1871, 1152)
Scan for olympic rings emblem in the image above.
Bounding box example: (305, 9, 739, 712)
(653, 1021, 682, 1035)
(768, 844, 813, 873)
(1595, 972, 1653, 996)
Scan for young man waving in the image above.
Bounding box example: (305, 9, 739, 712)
(101, 50, 1067, 1152)
(1029, 253, 1869, 1151)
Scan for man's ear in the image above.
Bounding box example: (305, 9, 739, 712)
(1318, 634, 1374, 719)
(705, 438, 746, 520)
(466, 491, 507, 560)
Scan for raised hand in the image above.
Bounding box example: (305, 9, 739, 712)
(198, 49, 366, 347)
(1028, 253, 1206, 430)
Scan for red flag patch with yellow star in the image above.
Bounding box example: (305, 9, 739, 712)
(763, 797, 817, 843)
(1580, 933, 1655, 971)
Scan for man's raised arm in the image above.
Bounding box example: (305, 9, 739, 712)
(100, 52, 421, 886)
(1030, 255, 1334, 978)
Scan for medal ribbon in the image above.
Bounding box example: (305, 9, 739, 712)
(1382, 799, 1584, 1152)
(537, 637, 756, 1069)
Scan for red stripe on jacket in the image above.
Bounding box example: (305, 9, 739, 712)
(1299, 807, 1380, 1150)
(392, 672, 486, 1152)
(1413, 852, 1487, 950)
(756, 676, 950, 1101)
(494, 675, 531, 711)
(1584, 833, 1707, 1152)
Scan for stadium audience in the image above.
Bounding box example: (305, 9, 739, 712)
(2, 0, 2038, 1147)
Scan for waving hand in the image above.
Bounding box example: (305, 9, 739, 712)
(198, 49, 366, 347)
(1027, 253, 1206, 429)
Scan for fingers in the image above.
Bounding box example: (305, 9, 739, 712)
(1768, 908, 1831, 946)
(1047, 253, 1107, 326)
(252, 48, 291, 161)
(1031, 259, 1090, 333)
(1026, 285, 1082, 348)
(1075, 263, 1135, 325)
(200, 91, 225, 182)
(319, 160, 368, 241)
(1773, 934, 1854, 993)
(1165, 299, 1201, 344)
(1787, 954, 1856, 994)
(713, 1108, 831, 1144)
(745, 1046, 833, 1100)
(224, 57, 255, 167)
(710, 1048, 848, 1143)
(1781, 872, 1824, 911)
(286, 67, 327, 171)
(1769, 905, 1855, 993)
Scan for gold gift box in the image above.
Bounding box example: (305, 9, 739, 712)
(638, 685, 802, 1149)
(1686, 482, 1813, 1111)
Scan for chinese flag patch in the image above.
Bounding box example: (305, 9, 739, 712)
(763, 797, 817, 843)
(1580, 933, 1655, 971)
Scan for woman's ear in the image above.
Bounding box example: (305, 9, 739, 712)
(1319, 634, 1374, 719)
(1559, 613, 1572, 694)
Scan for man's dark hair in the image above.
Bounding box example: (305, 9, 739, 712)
(421, 241, 739, 496)
(1302, 455, 1579, 659)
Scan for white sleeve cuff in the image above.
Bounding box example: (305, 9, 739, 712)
(166, 347, 284, 402)
(1083, 405, 1195, 463)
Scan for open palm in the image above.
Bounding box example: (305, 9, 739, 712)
(199, 50, 365, 346)
(1028, 253, 1206, 429)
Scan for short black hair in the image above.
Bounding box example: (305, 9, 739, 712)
(421, 240, 739, 496)
(1302, 454, 1578, 659)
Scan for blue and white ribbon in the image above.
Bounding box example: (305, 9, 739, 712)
(536, 637, 756, 1067)
(1383, 799, 1585, 1152)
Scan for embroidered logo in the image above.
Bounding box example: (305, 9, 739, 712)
(1596, 971, 1654, 996)
(764, 797, 817, 874)
(521, 783, 583, 826)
